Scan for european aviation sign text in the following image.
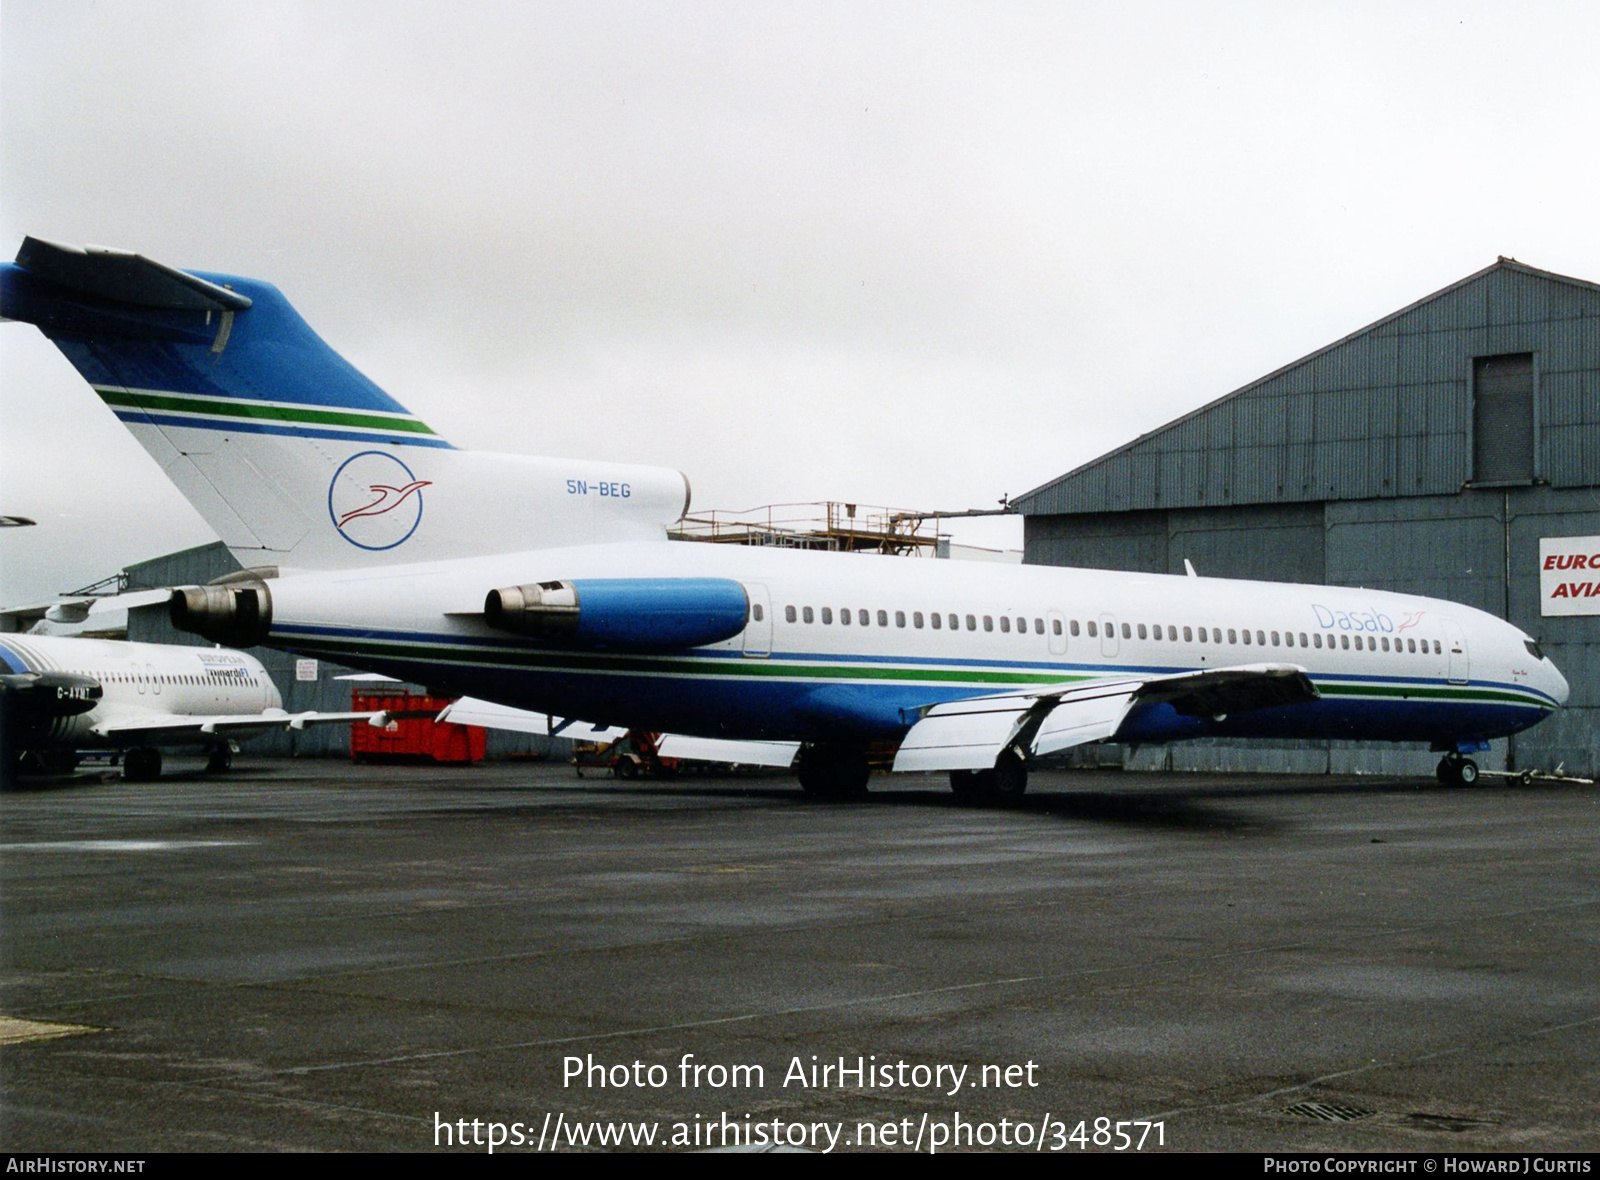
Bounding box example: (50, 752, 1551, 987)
(1539, 536, 1600, 617)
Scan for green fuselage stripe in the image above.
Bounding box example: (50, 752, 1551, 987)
(96, 388, 436, 436)
(278, 632, 1551, 709)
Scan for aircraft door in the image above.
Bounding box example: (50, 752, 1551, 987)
(1100, 613, 1119, 659)
(132, 660, 145, 695)
(148, 662, 161, 696)
(742, 583, 772, 658)
(1046, 610, 1068, 656)
(1441, 618, 1469, 684)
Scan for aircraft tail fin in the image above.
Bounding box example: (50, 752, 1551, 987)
(1, 238, 689, 571)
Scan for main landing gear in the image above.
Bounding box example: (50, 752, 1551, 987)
(206, 744, 235, 774)
(949, 750, 1029, 803)
(1436, 754, 1480, 787)
(796, 744, 871, 799)
(123, 746, 163, 782)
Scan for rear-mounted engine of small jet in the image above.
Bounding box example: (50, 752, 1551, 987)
(0, 671, 102, 720)
(171, 574, 273, 647)
(483, 578, 750, 651)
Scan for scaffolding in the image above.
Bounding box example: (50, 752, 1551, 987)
(674, 502, 948, 557)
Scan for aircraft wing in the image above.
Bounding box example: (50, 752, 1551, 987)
(653, 735, 801, 768)
(434, 697, 625, 742)
(892, 663, 1318, 772)
(432, 699, 796, 765)
(93, 707, 393, 744)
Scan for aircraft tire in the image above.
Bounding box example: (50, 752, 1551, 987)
(797, 746, 869, 799)
(124, 747, 163, 783)
(1456, 758, 1479, 786)
(206, 745, 234, 774)
(990, 751, 1028, 800)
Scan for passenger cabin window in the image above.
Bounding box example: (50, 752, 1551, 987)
(895, 610, 906, 628)
(1053, 619, 1064, 636)
(821, 607, 833, 624)
(1000, 617, 1011, 633)
(859, 609, 869, 626)
(982, 615, 994, 632)
(913, 611, 924, 629)
(931, 612, 941, 630)
(1136, 624, 1147, 640)
(841, 607, 851, 625)
(785, 605, 797, 623)
(966, 614, 976, 631)
(877, 610, 888, 627)
(1070, 620, 1080, 637)
(1087, 621, 1098, 637)
(802, 606, 814, 624)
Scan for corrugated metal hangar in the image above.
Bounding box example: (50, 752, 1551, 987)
(1017, 258, 1599, 778)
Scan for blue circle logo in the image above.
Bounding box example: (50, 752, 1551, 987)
(327, 451, 430, 550)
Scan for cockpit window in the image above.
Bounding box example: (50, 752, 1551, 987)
(1524, 638, 1545, 661)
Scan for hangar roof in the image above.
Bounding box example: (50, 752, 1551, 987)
(1016, 258, 1600, 515)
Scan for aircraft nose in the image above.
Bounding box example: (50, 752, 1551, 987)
(1548, 660, 1570, 707)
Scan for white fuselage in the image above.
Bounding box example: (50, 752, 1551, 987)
(260, 540, 1568, 749)
(0, 634, 280, 748)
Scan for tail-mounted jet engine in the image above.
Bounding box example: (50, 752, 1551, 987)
(170, 571, 274, 647)
(0, 671, 102, 745)
(484, 578, 750, 651)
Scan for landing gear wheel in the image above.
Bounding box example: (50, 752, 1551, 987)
(990, 751, 1029, 800)
(206, 745, 234, 774)
(949, 769, 984, 799)
(1436, 755, 1479, 788)
(797, 745, 870, 799)
(123, 747, 163, 783)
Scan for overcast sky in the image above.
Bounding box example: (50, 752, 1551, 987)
(3, 0, 1598, 604)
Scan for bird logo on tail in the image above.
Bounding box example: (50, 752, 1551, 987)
(327, 452, 432, 551)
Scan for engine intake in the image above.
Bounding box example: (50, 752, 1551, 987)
(484, 577, 750, 651)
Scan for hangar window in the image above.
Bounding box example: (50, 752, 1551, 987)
(1472, 352, 1535, 483)
(802, 606, 814, 624)
(785, 605, 797, 623)
(877, 609, 889, 627)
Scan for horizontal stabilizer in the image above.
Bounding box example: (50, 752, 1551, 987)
(15, 237, 253, 311)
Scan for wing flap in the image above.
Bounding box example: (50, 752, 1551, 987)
(654, 735, 801, 768)
(96, 708, 389, 743)
(892, 663, 1317, 772)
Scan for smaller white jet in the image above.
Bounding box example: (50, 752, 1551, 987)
(0, 632, 391, 782)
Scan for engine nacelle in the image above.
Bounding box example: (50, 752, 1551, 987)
(484, 577, 750, 651)
(1, 672, 103, 746)
(171, 574, 273, 647)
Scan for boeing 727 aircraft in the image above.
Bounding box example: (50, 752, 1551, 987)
(0, 238, 1569, 796)
(0, 632, 390, 782)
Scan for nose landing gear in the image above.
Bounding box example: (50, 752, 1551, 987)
(1436, 754, 1480, 787)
